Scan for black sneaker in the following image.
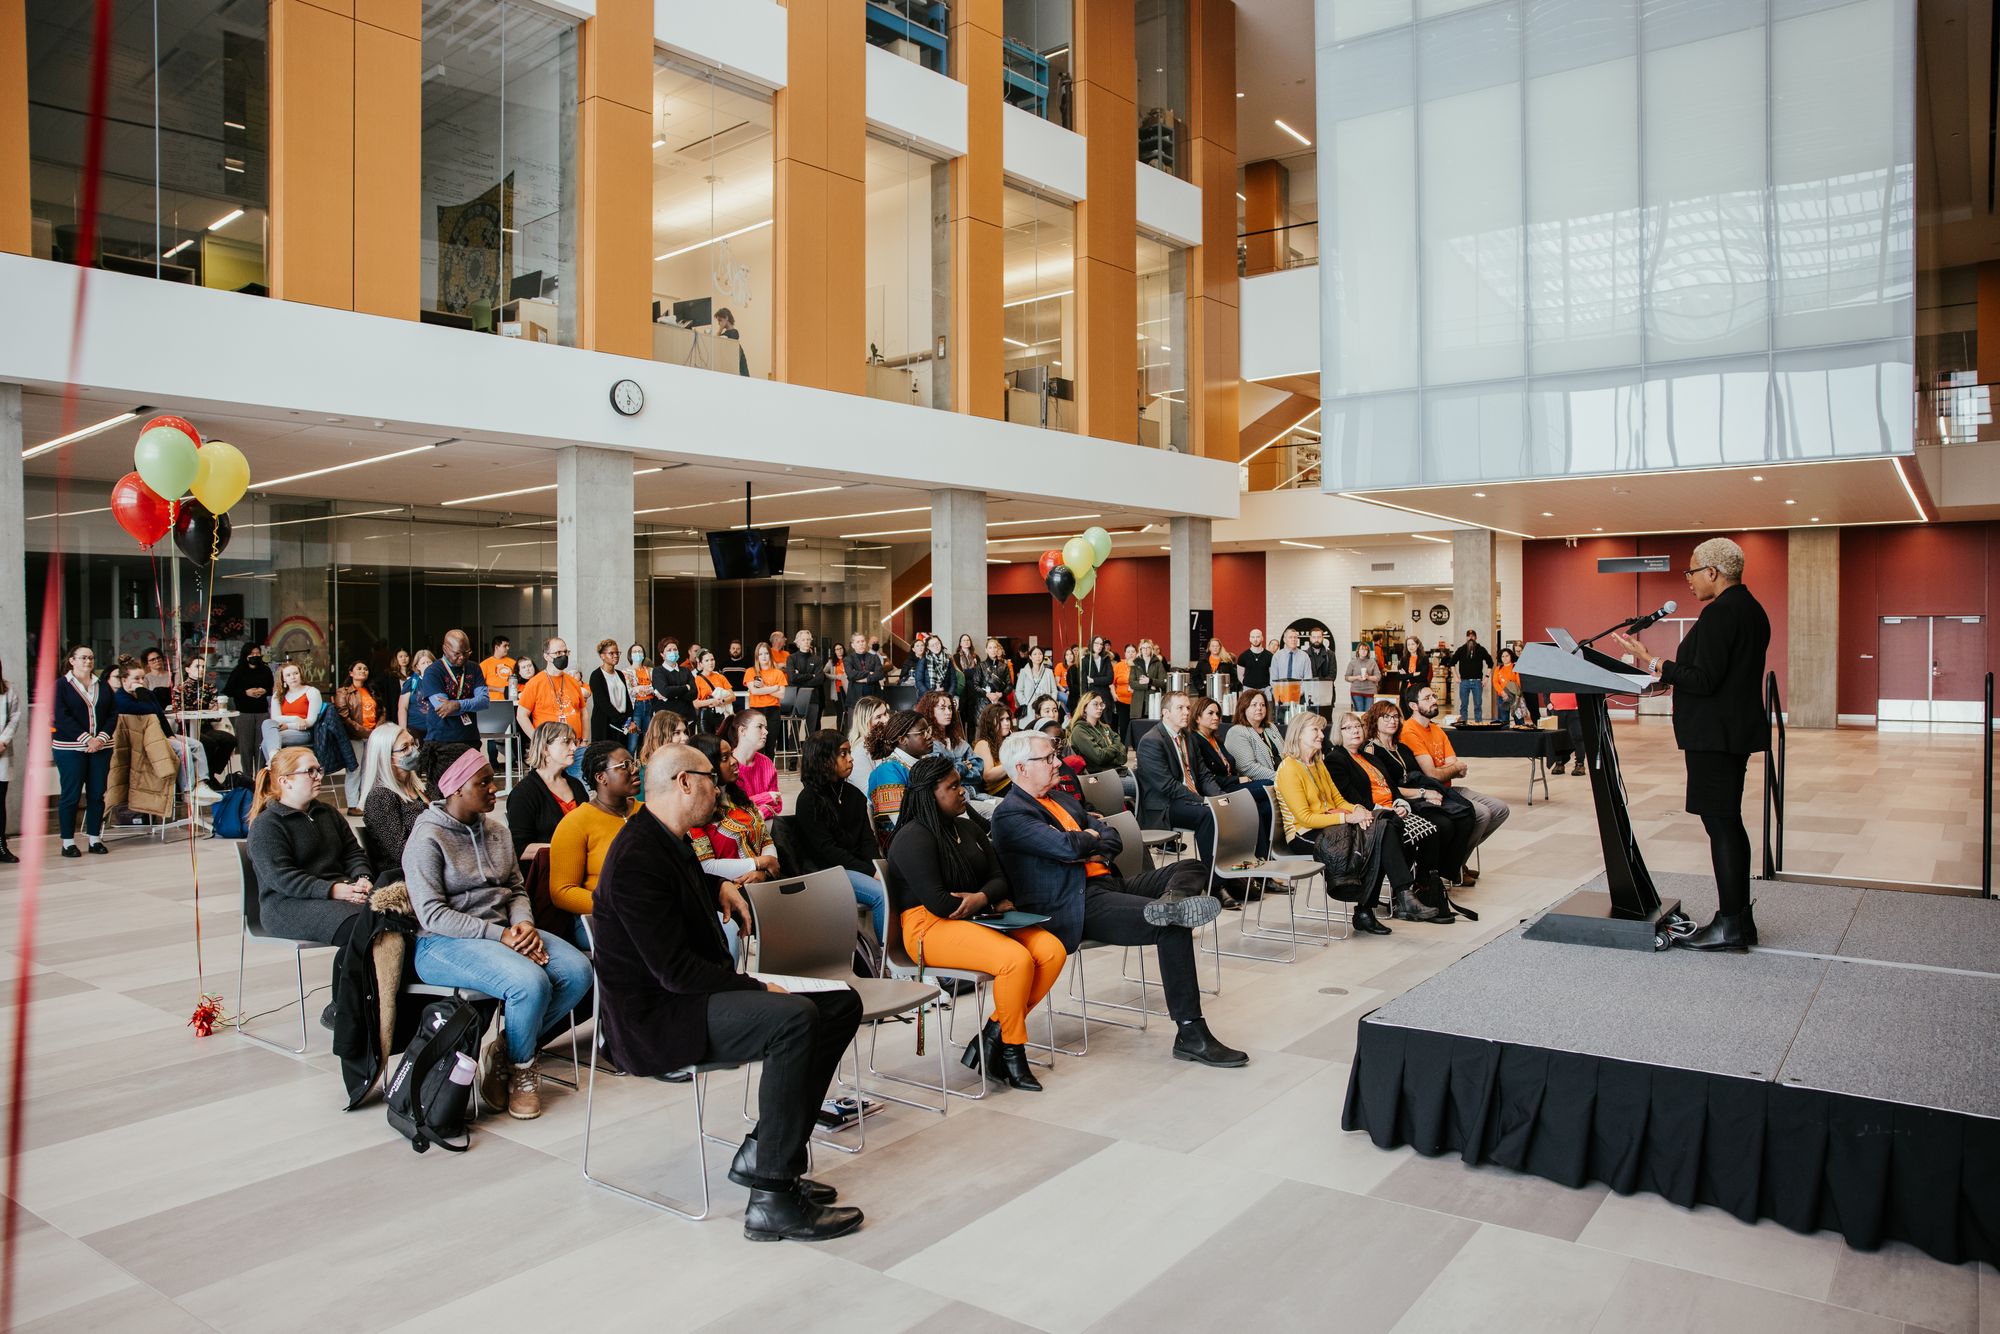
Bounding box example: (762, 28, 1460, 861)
(60, 845, 81, 859)
(87, 842, 109, 855)
(1142, 894, 1223, 930)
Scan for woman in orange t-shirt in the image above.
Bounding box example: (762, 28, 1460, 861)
(691, 649, 736, 734)
(745, 642, 787, 711)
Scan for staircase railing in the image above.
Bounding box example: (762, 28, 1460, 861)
(1762, 672, 1785, 880)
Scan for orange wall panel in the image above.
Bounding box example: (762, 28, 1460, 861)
(1194, 296, 1241, 464)
(270, 0, 356, 310)
(1979, 262, 2000, 388)
(952, 23, 1003, 226)
(0, 0, 27, 257)
(579, 0, 651, 112)
(953, 216, 1004, 419)
(772, 159, 830, 389)
(1074, 0, 1136, 87)
(1188, 0, 1236, 157)
(1075, 255, 1137, 443)
(823, 170, 866, 393)
(576, 97, 652, 357)
(1241, 159, 1282, 276)
(353, 0, 417, 39)
(824, 1, 866, 186)
(353, 19, 419, 319)
(776, 0, 829, 170)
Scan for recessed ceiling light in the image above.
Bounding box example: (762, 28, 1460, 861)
(1541, 511, 1554, 518)
(1751, 474, 1764, 481)
(22, 406, 151, 460)
(207, 207, 244, 232)
(1472, 492, 1485, 498)
(1784, 499, 1796, 505)
(1810, 516, 1821, 522)
(1236, 91, 1245, 98)
(1279, 539, 1324, 549)
(1274, 119, 1312, 147)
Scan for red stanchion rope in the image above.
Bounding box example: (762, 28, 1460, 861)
(2, 3, 116, 1328)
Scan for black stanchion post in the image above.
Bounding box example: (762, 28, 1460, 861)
(1762, 672, 1784, 880)
(1984, 672, 1993, 900)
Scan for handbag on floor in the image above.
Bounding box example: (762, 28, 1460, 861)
(384, 998, 482, 1153)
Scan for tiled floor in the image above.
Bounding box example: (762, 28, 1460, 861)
(3, 718, 1993, 1333)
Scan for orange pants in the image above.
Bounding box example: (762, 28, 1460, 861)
(902, 906, 1066, 1045)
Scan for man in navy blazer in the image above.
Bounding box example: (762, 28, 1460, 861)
(989, 729, 1248, 1068)
(1134, 691, 1223, 865)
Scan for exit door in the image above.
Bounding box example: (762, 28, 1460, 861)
(1878, 615, 1986, 723)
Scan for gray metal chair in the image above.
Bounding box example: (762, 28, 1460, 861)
(1203, 792, 1331, 965)
(1077, 768, 1126, 818)
(233, 843, 335, 1055)
(575, 917, 740, 1220)
(743, 870, 940, 1151)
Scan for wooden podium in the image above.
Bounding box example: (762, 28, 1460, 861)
(1517, 640, 1684, 951)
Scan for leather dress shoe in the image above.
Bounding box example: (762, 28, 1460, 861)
(1171, 1019, 1249, 1068)
(743, 1186, 863, 1243)
(1143, 893, 1224, 930)
(730, 1134, 837, 1205)
(1351, 902, 1393, 935)
(60, 845, 81, 859)
(1680, 906, 1755, 952)
(996, 1042, 1044, 1092)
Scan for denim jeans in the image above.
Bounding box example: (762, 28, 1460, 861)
(845, 869, 889, 946)
(1457, 678, 1483, 722)
(414, 932, 593, 1063)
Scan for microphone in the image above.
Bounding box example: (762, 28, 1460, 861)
(1627, 600, 1677, 633)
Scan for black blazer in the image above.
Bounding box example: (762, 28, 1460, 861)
(652, 666, 696, 721)
(1134, 723, 1222, 828)
(589, 668, 632, 742)
(505, 769, 575, 853)
(1079, 652, 1117, 702)
(1661, 582, 1771, 755)
(590, 808, 764, 1077)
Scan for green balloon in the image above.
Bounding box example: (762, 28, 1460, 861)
(1084, 525, 1112, 565)
(1075, 567, 1097, 599)
(1063, 536, 1095, 577)
(133, 424, 200, 500)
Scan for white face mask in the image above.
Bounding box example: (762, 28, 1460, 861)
(629, 650, 644, 664)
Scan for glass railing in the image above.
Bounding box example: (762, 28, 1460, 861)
(1238, 221, 1318, 276)
(1924, 378, 1997, 447)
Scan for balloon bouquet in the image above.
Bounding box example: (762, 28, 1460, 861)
(1038, 525, 1114, 665)
(108, 415, 252, 1037)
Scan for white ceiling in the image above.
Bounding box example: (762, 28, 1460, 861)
(1232, 0, 1318, 166)
(17, 389, 1173, 558)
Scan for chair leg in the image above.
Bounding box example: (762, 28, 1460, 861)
(864, 984, 986, 1105)
(580, 1047, 714, 1221)
(814, 1042, 868, 1154)
(234, 932, 314, 1057)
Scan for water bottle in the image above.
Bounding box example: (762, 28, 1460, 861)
(447, 1051, 477, 1087)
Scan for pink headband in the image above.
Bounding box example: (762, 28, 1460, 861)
(437, 749, 488, 796)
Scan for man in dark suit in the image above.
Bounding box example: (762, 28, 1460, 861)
(1304, 627, 1336, 681)
(989, 729, 1246, 1067)
(786, 630, 822, 730)
(841, 631, 884, 728)
(1134, 690, 1224, 869)
(1615, 537, 1771, 951)
(591, 743, 864, 1242)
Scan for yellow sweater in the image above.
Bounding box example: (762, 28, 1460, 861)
(549, 800, 640, 916)
(1273, 756, 1356, 846)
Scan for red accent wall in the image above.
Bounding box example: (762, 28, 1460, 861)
(1836, 522, 2000, 717)
(905, 552, 1269, 660)
(1521, 531, 1790, 701)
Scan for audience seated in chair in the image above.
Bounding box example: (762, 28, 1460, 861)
(401, 750, 591, 1122)
(1065, 690, 1124, 775)
(589, 742, 866, 1243)
(1324, 710, 1455, 923)
(864, 709, 934, 832)
(360, 726, 430, 881)
(506, 722, 582, 865)
(1357, 699, 1477, 891)
(988, 729, 1247, 1069)
(549, 740, 644, 923)
(1133, 691, 1222, 872)
(245, 745, 371, 946)
(720, 709, 783, 822)
(1399, 687, 1511, 884)
(789, 730, 890, 951)
(887, 755, 1066, 1091)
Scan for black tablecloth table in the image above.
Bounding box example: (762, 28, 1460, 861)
(1444, 726, 1565, 805)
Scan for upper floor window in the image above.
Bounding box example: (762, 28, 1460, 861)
(1135, 0, 1189, 180)
(26, 0, 269, 292)
(651, 56, 774, 378)
(865, 136, 953, 410)
(420, 0, 578, 343)
(1003, 0, 1073, 127)
(1002, 182, 1075, 433)
(866, 1, 949, 75)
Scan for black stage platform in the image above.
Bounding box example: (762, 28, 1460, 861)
(1342, 874, 2000, 1266)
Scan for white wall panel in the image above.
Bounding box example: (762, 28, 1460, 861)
(655, 0, 787, 90)
(865, 46, 968, 159)
(1002, 102, 1088, 202)
(1239, 267, 1321, 382)
(1135, 162, 1203, 246)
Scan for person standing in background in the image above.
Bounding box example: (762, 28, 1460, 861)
(1304, 628, 1336, 682)
(1129, 638, 1165, 724)
(480, 635, 515, 702)
(1236, 629, 1271, 692)
(714, 306, 751, 376)
(1450, 631, 1494, 723)
(842, 632, 884, 729)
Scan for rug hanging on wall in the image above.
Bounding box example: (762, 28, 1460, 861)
(435, 173, 515, 315)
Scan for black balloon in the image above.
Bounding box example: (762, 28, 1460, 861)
(173, 499, 232, 564)
(1045, 565, 1075, 603)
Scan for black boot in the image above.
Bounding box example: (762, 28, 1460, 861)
(1171, 1018, 1249, 1067)
(1680, 909, 1751, 952)
(729, 1132, 837, 1204)
(0, 840, 16, 865)
(743, 1185, 864, 1242)
(1351, 901, 1392, 935)
(961, 1019, 1001, 1076)
(1741, 902, 1758, 947)
(1393, 887, 1451, 923)
(996, 1043, 1044, 1092)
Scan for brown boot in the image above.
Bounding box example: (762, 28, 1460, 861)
(508, 1056, 542, 1120)
(480, 1052, 510, 1114)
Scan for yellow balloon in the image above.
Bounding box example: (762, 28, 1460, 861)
(1063, 536, 1095, 577)
(190, 441, 250, 515)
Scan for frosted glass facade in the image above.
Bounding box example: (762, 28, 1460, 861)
(1316, 0, 1915, 490)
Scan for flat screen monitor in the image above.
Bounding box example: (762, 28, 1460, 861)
(510, 270, 543, 301)
(673, 296, 713, 328)
(707, 527, 790, 580)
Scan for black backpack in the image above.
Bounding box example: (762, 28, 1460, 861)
(384, 999, 483, 1152)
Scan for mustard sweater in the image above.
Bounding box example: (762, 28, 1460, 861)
(1273, 757, 1357, 846)
(549, 800, 640, 916)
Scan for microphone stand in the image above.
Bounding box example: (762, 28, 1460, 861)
(1577, 617, 1638, 650)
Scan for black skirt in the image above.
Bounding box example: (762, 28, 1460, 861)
(1683, 749, 1749, 818)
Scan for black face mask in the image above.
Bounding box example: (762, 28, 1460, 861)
(246, 654, 263, 666)
(551, 654, 570, 671)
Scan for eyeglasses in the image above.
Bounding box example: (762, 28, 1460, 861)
(299, 767, 324, 778)
(1029, 752, 1064, 766)
(681, 768, 719, 785)
(1682, 565, 1713, 579)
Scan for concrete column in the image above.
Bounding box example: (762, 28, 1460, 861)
(1787, 527, 1839, 728)
(557, 447, 635, 656)
(1451, 528, 1497, 644)
(928, 489, 987, 647)
(1170, 515, 1213, 665)
(0, 384, 22, 836)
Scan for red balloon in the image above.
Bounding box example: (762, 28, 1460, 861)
(141, 414, 202, 450)
(111, 472, 173, 548)
(1038, 549, 1063, 580)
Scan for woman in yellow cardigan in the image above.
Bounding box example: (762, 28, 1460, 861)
(1273, 710, 1422, 936)
(549, 740, 642, 918)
